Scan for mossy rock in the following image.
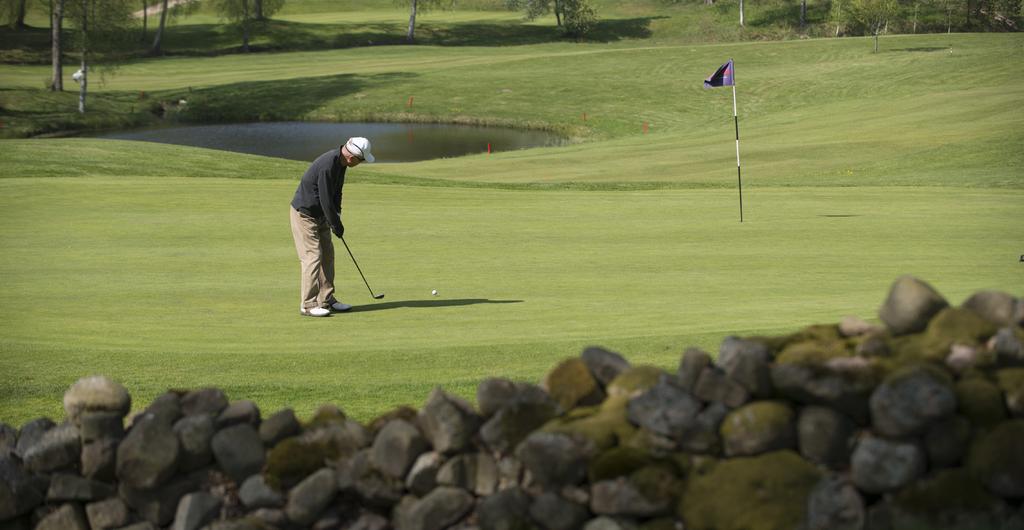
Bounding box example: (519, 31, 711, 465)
(543, 394, 636, 450)
(753, 324, 845, 359)
(955, 378, 1007, 429)
(892, 308, 1001, 363)
(893, 467, 1003, 517)
(606, 366, 665, 397)
(996, 368, 1024, 417)
(966, 419, 1024, 498)
(544, 357, 604, 411)
(639, 518, 681, 530)
(263, 435, 341, 490)
(720, 401, 796, 457)
(631, 464, 683, 505)
(366, 406, 419, 436)
(305, 404, 346, 429)
(678, 450, 822, 530)
(589, 446, 656, 482)
(775, 338, 853, 365)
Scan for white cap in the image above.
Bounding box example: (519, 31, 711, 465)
(345, 137, 375, 163)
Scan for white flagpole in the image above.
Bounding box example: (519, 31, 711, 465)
(732, 81, 743, 223)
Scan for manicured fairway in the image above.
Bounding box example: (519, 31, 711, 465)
(0, 155, 1019, 423)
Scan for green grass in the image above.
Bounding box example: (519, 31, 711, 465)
(0, 16, 1021, 425)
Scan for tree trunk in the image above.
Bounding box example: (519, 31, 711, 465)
(912, 3, 917, 33)
(150, 0, 168, 55)
(50, 0, 63, 91)
(254, 0, 263, 20)
(800, 0, 807, 27)
(141, 0, 147, 42)
(241, 0, 250, 52)
(78, 0, 87, 113)
(705, 0, 714, 5)
(873, 29, 879, 52)
(739, 0, 744, 26)
(15, 0, 28, 28)
(406, 0, 417, 43)
(555, 0, 562, 26)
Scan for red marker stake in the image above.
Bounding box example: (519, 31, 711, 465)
(487, 143, 492, 154)
(643, 122, 649, 134)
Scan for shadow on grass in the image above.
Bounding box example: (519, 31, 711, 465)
(745, 2, 830, 28)
(348, 298, 524, 313)
(884, 46, 949, 53)
(178, 72, 416, 122)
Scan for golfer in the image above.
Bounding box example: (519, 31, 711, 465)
(289, 137, 375, 317)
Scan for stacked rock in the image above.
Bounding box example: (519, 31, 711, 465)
(1, 276, 1023, 530)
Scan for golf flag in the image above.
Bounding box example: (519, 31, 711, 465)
(703, 59, 735, 89)
(703, 59, 744, 222)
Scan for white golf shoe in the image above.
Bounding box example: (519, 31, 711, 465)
(300, 307, 331, 317)
(328, 301, 352, 312)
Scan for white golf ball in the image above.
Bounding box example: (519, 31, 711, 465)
(431, 289, 438, 296)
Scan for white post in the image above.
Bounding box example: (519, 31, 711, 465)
(732, 82, 743, 222)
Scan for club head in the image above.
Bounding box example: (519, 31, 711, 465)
(373, 294, 385, 300)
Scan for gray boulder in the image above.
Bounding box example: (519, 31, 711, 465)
(0, 454, 44, 521)
(771, 363, 875, 423)
(170, 492, 221, 530)
(63, 376, 131, 425)
(720, 401, 796, 457)
(582, 517, 635, 530)
(172, 414, 215, 472)
(0, 423, 16, 456)
(180, 388, 228, 417)
(477, 487, 535, 530)
(349, 511, 391, 530)
(35, 503, 88, 530)
(870, 366, 956, 437)
(582, 346, 631, 387)
(924, 415, 971, 468)
(718, 336, 773, 398)
(371, 419, 428, 480)
(119, 475, 199, 526)
(45, 474, 114, 501)
(436, 452, 498, 496)
(677, 348, 712, 393)
(963, 290, 1020, 327)
(477, 378, 520, 417)
(85, 497, 130, 530)
(967, 419, 1024, 498)
(398, 487, 474, 530)
(339, 449, 403, 508)
(211, 424, 265, 483)
(626, 378, 702, 439)
(797, 406, 856, 469)
(418, 388, 481, 454)
(238, 474, 284, 509)
(405, 451, 444, 496)
(480, 389, 559, 455)
(530, 492, 589, 530)
(878, 275, 949, 335)
(850, 436, 925, 494)
(692, 366, 749, 408)
(146, 392, 183, 425)
(116, 413, 179, 490)
(249, 508, 288, 528)
(590, 477, 669, 517)
(993, 327, 1024, 366)
(806, 475, 865, 530)
(515, 432, 593, 489)
(14, 418, 54, 458)
(78, 411, 124, 443)
(259, 408, 300, 446)
(22, 422, 80, 473)
(679, 401, 728, 453)
(839, 316, 880, 338)
(81, 438, 118, 481)
(216, 400, 260, 429)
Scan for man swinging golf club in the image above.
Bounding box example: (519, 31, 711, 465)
(289, 137, 374, 317)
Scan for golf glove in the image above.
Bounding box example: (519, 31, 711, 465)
(334, 222, 345, 238)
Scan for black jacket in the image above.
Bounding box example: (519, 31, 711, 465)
(290, 148, 346, 237)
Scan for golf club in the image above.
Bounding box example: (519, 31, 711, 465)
(340, 237, 385, 300)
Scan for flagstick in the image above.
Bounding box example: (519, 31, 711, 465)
(732, 83, 743, 223)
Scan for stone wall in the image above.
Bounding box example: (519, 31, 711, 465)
(2, 275, 1023, 530)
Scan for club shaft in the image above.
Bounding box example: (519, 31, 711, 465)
(341, 237, 380, 298)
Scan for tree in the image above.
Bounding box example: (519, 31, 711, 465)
(213, 0, 282, 51)
(506, 0, 595, 37)
(842, 0, 899, 51)
(1, 0, 29, 28)
(65, 0, 135, 113)
(404, 0, 452, 43)
(739, 0, 745, 26)
(801, 0, 808, 28)
(51, 0, 65, 91)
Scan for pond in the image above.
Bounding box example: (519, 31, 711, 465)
(90, 122, 567, 163)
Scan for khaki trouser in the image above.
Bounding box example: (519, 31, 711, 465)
(289, 207, 336, 310)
